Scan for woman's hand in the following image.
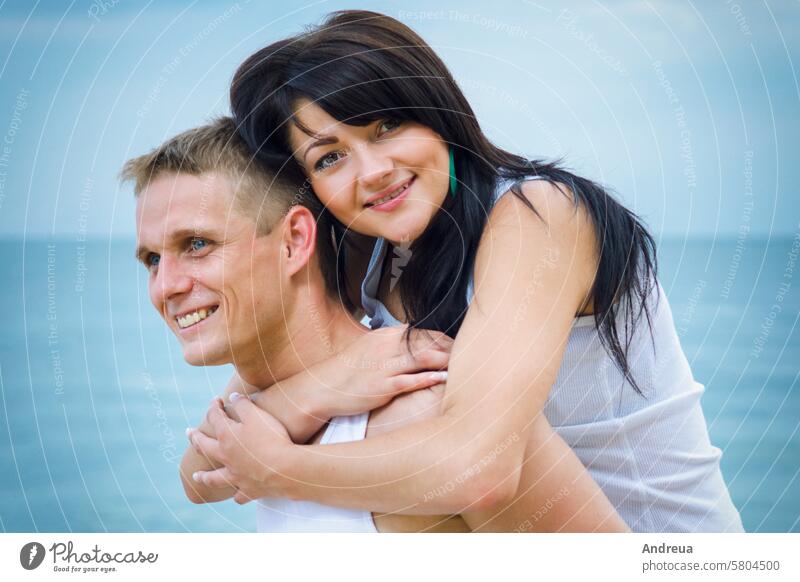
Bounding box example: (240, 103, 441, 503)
(188, 393, 293, 505)
(305, 325, 452, 418)
(187, 323, 453, 504)
(206, 326, 452, 446)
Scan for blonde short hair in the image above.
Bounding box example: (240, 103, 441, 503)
(120, 116, 310, 233)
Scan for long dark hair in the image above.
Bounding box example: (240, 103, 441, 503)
(230, 10, 657, 393)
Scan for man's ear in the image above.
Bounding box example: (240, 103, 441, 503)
(280, 205, 318, 277)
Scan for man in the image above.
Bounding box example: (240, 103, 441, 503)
(123, 117, 626, 532)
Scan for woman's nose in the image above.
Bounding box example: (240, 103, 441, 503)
(355, 146, 394, 191)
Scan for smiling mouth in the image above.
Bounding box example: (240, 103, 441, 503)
(365, 177, 414, 208)
(175, 306, 219, 329)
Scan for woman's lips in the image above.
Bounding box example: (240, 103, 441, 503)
(367, 177, 415, 212)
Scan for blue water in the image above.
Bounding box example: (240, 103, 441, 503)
(1, 237, 798, 532)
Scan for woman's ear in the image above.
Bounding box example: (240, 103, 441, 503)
(280, 205, 318, 277)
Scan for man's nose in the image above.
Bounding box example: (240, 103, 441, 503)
(355, 146, 394, 191)
(154, 255, 194, 303)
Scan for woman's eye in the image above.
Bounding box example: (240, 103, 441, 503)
(314, 150, 346, 172)
(190, 238, 209, 252)
(378, 119, 401, 135)
(146, 253, 160, 270)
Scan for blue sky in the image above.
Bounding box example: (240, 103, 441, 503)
(0, 0, 798, 238)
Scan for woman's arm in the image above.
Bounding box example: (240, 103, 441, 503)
(181, 328, 452, 503)
(459, 414, 628, 532)
(195, 182, 617, 523)
(180, 376, 259, 504)
(180, 426, 236, 504)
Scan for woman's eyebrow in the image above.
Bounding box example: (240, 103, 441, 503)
(303, 136, 338, 160)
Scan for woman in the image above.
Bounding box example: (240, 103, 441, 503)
(190, 10, 742, 532)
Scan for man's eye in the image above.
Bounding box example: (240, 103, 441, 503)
(377, 119, 401, 135)
(190, 238, 208, 252)
(146, 253, 160, 269)
(314, 151, 346, 172)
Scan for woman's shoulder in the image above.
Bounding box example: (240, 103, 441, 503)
(482, 178, 597, 264)
(490, 178, 588, 229)
(470, 178, 599, 315)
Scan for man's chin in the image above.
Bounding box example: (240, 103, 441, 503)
(182, 346, 229, 367)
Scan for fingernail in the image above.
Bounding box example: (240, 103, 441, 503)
(436, 371, 448, 381)
(192, 472, 201, 483)
(185, 428, 194, 439)
(229, 391, 242, 403)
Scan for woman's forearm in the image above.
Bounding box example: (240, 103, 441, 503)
(279, 413, 523, 515)
(249, 375, 328, 444)
(223, 370, 329, 445)
(277, 412, 627, 533)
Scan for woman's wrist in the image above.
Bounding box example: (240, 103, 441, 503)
(285, 356, 345, 421)
(292, 367, 332, 422)
(280, 370, 332, 442)
(249, 366, 336, 444)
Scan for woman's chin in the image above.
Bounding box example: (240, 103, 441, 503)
(382, 214, 432, 245)
(385, 230, 422, 247)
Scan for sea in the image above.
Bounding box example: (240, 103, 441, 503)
(1, 236, 798, 532)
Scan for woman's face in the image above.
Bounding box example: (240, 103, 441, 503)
(287, 99, 450, 245)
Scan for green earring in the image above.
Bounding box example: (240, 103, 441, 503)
(448, 147, 457, 197)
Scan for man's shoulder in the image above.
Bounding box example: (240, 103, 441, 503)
(366, 385, 444, 438)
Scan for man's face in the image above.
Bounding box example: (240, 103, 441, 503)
(135, 172, 281, 367)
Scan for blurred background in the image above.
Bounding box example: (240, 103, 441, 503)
(0, 0, 798, 532)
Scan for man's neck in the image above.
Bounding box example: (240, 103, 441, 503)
(236, 289, 366, 389)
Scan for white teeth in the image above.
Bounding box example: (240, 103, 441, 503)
(370, 183, 409, 206)
(176, 306, 217, 329)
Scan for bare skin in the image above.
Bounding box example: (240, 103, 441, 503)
(190, 178, 629, 532)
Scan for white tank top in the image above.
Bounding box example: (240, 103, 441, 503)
(359, 177, 744, 533)
(256, 413, 378, 532)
